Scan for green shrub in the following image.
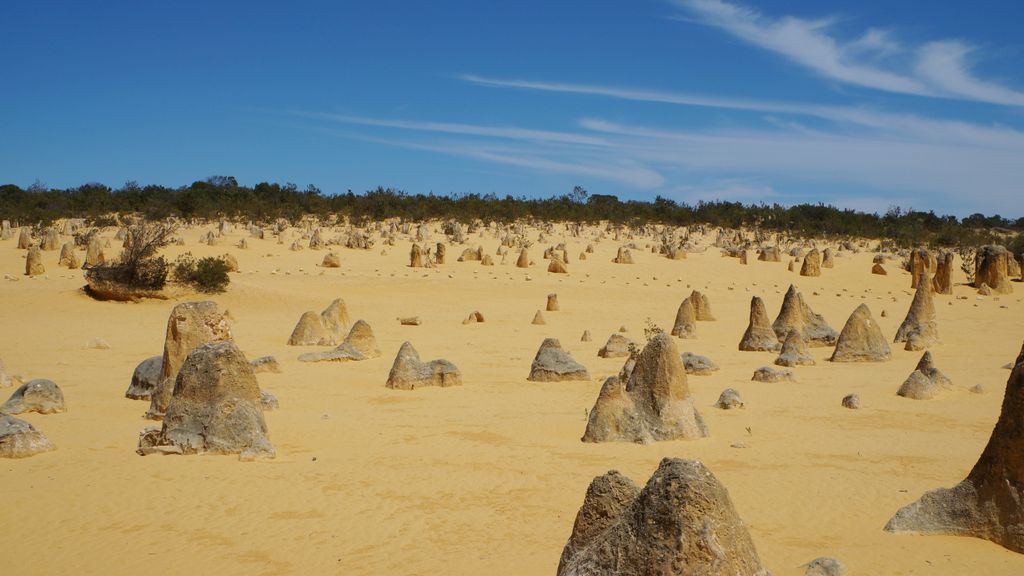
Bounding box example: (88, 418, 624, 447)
(173, 253, 230, 293)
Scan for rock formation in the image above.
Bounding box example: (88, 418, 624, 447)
(516, 248, 529, 268)
(885, 341, 1024, 552)
(822, 248, 835, 268)
(931, 252, 953, 295)
(126, 356, 163, 400)
(556, 458, 766, 575)
(548, 255, 568, 273)
(975, 245, 1014, 294)
(909, 248, 935, 289)
(17, 228, 32, 249)
(84, 236, 105, 266)
(385, 342, 462, 390)
(321, 252, 340, 268)
(250, 355, 281, 373)
(680, 352, 719, 375)
(58, 242, 79, 268)
(739, 296, 781, 351)
(409, 243, 424, 268)
(872, 263, 887, 275)
(830, 304, 891, 362)
(582, 333, 708, 443)
(897, 351, 952, 400)
(25, 245, 44, 276)
(547, 293, 560, 311)
(1, 379, 65, 414)
(612, 246, 634, 264)
(894, 274, 939, 350)
(580, 330, 592, 342)
(772, 284, 838, 346)
(775, 329, 815, 366)
(527, 338, 589, 382)
(752, 366, 795, 382)
(690, 290, 716, 321)
(841, 394, 860, 409)
(716, 388, 744, 409)
(800, 249, 822, 276)
(138, 341, 273, 459)
(320, 298, 351, 343)
(146, 301, 232, 419)
(670, 297, 698, 339)
(462, 311, 485, 324)
(0, 413, 55, 458)
(598, 333, 634, 358)
(532, 310, 546, 325)
(298, 320, 381, 362)
(287, 311, 331, 346)
(435, 242, 445, 264)
(758, 246, 781, 262)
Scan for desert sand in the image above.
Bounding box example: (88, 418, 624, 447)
(2, 224, 1023, 575)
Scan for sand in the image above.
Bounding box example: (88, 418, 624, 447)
(2, 227, 1023, 575)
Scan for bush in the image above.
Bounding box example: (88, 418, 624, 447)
(173, 253, 230, 293)
(84, 222, 176, 291)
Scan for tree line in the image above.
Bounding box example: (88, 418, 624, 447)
(1, 178, 1021, 250)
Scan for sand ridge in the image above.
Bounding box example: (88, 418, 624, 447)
(1, 225, 1023, 575)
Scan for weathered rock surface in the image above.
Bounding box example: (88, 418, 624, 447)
(557, 458, 767, 575)
(298, 320, 381, 362)
(385, 342, 462, 390)
(0, 413, 55, 458)
(681, 352, 719, 375)
(670, 297, 698, 339)
(126, 356, 163, 400)
(598, 333, 635, 358)
(894, 274, 939, 350)
(830, 304, 891, 362)
(138, 341, 273, 459)
(772, 285, 837, 346)
(528, 338, 590, 382)
(739, 296, 781, 352)
(716, 388, 744, 409)
(583, 334, 708, 443)
(1, 379, 65, 414)
(775, 329, 815, 367)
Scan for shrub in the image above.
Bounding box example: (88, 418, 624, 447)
(173, 253, 230, 293)
(84, 222, 176, 292)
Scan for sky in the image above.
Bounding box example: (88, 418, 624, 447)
(2, 0, 1023, 217)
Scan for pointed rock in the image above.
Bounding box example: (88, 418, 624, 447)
(516, 248, 530, 268)
(385, 342, 462, 390)
(583, 333, 708, 443)
(931, 252, 953, 295)
(885, 341, 1024, 551)
(776, 329, 815, 366)
(830, 304, 890, 362)
(298, 320, 381, 362)
(612, 246, 633, 264)
(287, 311, 330, 346)
(772, 284, 837, 346)
(557, 458, 766, 575)
(320, 298, 351, 342)
(739, 296, 781, 351)
(527, 338, 589, 382)
(894, 274, 939, 350)
(147, 301, 232, 419)
(532, 310, 546, 325)
(670, 297, 698, 339)
(598, 333, 634, 358)
(690, 290, 716, 321)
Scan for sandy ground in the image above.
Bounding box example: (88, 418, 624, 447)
(1, 224, 1023, 576)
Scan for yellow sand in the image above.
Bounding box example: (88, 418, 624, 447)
(2, 226, 1023, 576)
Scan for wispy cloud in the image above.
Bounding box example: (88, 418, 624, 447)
(674, 0, 1024, 106)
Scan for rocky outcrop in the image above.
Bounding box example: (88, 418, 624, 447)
(894, 274, 939, 350)
(975, 245, 1014, 294)
(775, 329, 815, 366)
(830, 304, 890, 362)
(772, 284, 837, 346)
(527, 338, 590, 382)
(126, 356, 163, 400)
(0, 413, 55, 458)
(138, 341, 273, 459)
(385, 342, 462, 390)
(582, 334, 708, 443)
(800, 249, 821, 276)
(1, 379, 65, 414)
(885, 341, 1024, 552)
(739, 296, 781, 352)
(598, 333, 635, 358)
(557, 458, 767, 575)
(298, 320, 381, 362)
(670, 297, 697, 339)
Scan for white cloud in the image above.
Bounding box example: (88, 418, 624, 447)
(674, 0, 1024, 106)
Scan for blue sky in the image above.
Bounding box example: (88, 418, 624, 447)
(2, 0, 1023, 216)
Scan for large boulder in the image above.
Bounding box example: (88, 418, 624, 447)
(557, 458, 768, 575)
(385, 342, 462, 390)
(527, 338, 589, 382)
(1, 379, 65, 414)
(146, 301, 232, 419)
(0, 413, 55, 458)
(975, 245, 1014, 294)
(125, 356, 163, 400)
(894, 274, 939, 350)
(739, 296, 781, 352)
(772, 284, 837, 346)
(138, 341, 273, 458)
(885, 341, 1024, 552)
(297, 320, 381, 362)
(830, 304, 891, 362)
(582, 333, 708, 443)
